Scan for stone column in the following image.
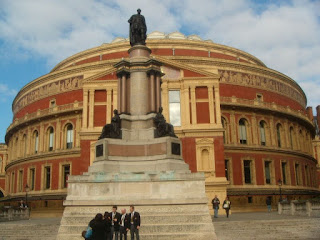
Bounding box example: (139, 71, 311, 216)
(208, 86, 215, 124)
(155, 74, 161, 112)
(149, 72, 156, 112)
(56, 119, 61, 150)
(88, 89, 94, 128)
(214, 87, 221, 124)
(117, 77, 121, 113)
(106, 90, 112, 123)
(252, 113, 258, 145)
(191, 86, 197, 124)
(181, 86, 190, 127)
(82, 89, 88, 128)
(76, 115, 81, 148)
(230, 111, 237, 144)
(121, 74, 127, 113)
(113, 88, 118, 111)
(270, 117, 275, 146)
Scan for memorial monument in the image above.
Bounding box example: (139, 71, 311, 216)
(56, 9, 217, 240)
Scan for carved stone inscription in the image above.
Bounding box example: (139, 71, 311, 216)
(14, 75, 83, 114)
(219, 70, 305, 106)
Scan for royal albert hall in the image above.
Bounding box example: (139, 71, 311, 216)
(1, 31, 320, 214)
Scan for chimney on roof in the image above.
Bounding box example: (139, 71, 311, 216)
(306, 107, 313, 121)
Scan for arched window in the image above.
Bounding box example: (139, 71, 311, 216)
(239, 119, 247, 144)
(276, 124, 282, 148)
(48, 127, 54, 151)
(299, 130, 303, 151)
(66, 124, 73, 149)
(221, 117, 227, 144)
(34, 131, 39, 154)
(289, 127, 294, 149)
(15, 138, 19, 159)
(22, 134, 27, 157)
(259, 121, 266, 146)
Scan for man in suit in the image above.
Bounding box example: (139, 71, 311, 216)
(119, 208, 130, 240)
(111, 205, 121, 240)
(129, 205, 140, 240)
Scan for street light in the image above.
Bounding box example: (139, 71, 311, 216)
(25, 184, 30, 208)
(278, 179, 282, 202)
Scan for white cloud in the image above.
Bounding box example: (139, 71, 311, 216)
(0, 83, 17, 102)
(0, 0, 319, 109)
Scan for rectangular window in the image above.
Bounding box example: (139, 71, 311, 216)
(30, 168, 35, 190)
(225, 160, 230, 181)
(169, 90, 181, 127)
(18, 170, 23, 192)
(45, 167, 51, 189)
(295, 163, 300, 185)
(63, 165, 70, 188)
(264, 161, 271, 184)
(244, 160, 252, 184)
(281, 162, 287, 185)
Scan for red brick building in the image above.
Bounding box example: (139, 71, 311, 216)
(0, 31, 319, 212)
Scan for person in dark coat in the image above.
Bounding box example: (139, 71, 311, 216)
(212, 195, 220, 218)
(111, 205, 121, 240)
(266, 196, 272, 212)
(104, 211, 112, 240)
(90, 213, 107, 240)
(222, 196, 231, 218)
(129, 205, 140, 240)
(119, 208, 130, 240)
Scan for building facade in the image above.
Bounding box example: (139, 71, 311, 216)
(1, 31, 319, 212)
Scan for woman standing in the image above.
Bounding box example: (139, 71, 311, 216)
(91, 213, 107, 240)
(222, 196, 231, 218)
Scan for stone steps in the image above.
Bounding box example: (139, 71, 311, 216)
(60, 214, 208, 225)
(0, 222, 59, 240)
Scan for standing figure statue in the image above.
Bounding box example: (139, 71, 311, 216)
(128, 8, 147, 46)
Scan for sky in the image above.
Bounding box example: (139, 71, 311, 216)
(0, 0, 319, 142)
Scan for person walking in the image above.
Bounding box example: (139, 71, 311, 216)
(212, 195, 220, 218)
(111, 206, 121, 240)
(266, 196, 272, 212)
(129, 205, 140, 240)
(222, 196, 231, 218)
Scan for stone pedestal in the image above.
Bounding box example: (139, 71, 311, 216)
(56, 45, 217, 239)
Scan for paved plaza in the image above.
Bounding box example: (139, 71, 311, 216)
(213, 211, 320, 240)
(0, 212, 319, 239)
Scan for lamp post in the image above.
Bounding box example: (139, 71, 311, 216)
(278, 179, 282, 202)
(25, 184, 30, 208)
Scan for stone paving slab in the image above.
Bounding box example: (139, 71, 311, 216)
(0, 212, 319, 239)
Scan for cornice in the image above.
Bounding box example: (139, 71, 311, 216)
(224, 145, 317, 163)
(51, 39, 265, 72)
(5, 148, 81, 171)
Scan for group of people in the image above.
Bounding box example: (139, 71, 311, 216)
(83, 205, 140, 240)
(212, 195, 231, 218)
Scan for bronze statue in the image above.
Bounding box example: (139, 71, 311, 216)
(154, 107, 177, 138)
(128, 8, 147, 46)
(99, 109, 122, 139)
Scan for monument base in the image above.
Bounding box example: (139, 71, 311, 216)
(56, 171, 217, 240)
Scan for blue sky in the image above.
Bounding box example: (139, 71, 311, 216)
(0, 0, 320, 142)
